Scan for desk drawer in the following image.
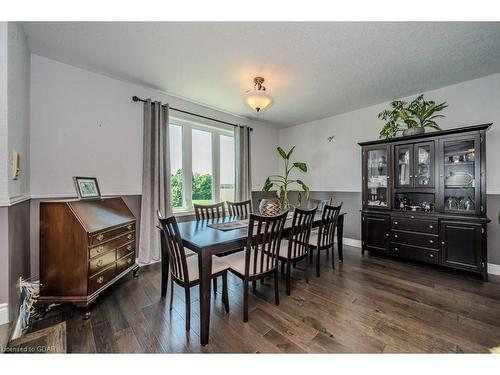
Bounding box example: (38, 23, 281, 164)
(116, 241, 135, 259)
(391, 230, 438, 249)
(89, 222, 135, 246)
(89, 233, 135, 258)
(117, 252, 135, 274)
(391, 243, 439, 264)
(88, 264, 116, 294)
(89, 250, 116, 276)
(391, 217, 438, 234)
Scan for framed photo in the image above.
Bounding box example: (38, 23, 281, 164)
(73, 176, 101, 200)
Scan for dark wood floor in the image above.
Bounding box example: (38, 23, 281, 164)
(31, 246, 500, 353)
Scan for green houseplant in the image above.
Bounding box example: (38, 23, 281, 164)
(378, 94, 448, 139)
(262, 146, 310, 211)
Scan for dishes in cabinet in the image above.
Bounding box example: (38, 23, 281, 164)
(445, 171, 473, 187)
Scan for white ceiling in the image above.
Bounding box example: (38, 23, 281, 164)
(22, 22, 500, 128)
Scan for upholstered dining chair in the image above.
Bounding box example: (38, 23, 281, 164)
(222, 212, 288, 322)
(226, 200, 252, 217)
(308, 203, 343, 277)
(194, 202, 226, 221)
(278, 207, 316, 295)
(157, 214, 230, 331)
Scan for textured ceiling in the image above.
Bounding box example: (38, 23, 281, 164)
(22, 22, 500, 128)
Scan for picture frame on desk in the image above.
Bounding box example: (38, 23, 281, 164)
(73, 176, 101, 200)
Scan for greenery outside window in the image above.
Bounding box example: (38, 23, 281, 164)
(169, 117, 235, 213)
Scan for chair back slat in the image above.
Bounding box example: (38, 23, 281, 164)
(287, 207, 316, 259)
(315, 203, 342, 249)
(227, 200, 252, 217)
(157, 212, 190, 285)
(194, 202, 226, 221)
(245, 212, 287, 278)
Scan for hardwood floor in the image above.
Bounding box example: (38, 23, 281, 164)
(30, 246, 500, 353)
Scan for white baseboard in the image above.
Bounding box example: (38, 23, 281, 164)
(488, 263, 500, 276)
(0, 303, 9, 325)
(334, 236, 362, 248)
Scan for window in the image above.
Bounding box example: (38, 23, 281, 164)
(169, 118, 235, 212)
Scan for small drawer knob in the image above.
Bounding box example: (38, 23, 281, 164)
(385, 233, 389, 237)
(97, 259, 103, 267)
(429, 254, 435, 258)
(97, 234, 104, 241)
(127, 258, 132, 265)
(127, 234, 132, 240)
(394, 221, 398, 225)
(394, 247, 399, 251)
(394, 234, 398, 238)
(97, 246, 104, 253)
(429, 240, 433, 244)
(410, 215, 415, 219)
(97, 276, 104, 284)
(429, 225, 434, 229)
(127, 245, 132, 251)
(441, 241, 445, 245)
(127, 224, 132, 231)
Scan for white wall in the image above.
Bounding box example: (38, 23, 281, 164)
(0, 23, 8, 202)
(30, 54, 279, 197)
(279, 72, 500, 194)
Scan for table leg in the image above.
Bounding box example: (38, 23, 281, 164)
(160, 231, 169, 298)
(337, 215, 344, 262)
(198, 250, 212, 346)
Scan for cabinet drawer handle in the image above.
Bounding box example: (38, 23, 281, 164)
(127, 258, 133, 265)
(394, 234, 398, 238)
(394, 221, 398, 225)
(97, 276, 104, 284)
(410, 215, 415, 219)
(96, 245, 104, 254)
(429, 240, 433, 244)
(441, 241, 445, 245)
(429, 225, 434, 229)
(385, 233, 389, 237)
(429, 254, 435, 258)
(127, 224, 132, 231)
(97, 259, 103, 267)
(394, 247, 399, 251)
(127, 245, 132, 251)
(127, 234, 133, 240)
(96, 234, 104, 241)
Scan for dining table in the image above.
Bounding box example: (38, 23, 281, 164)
(167, 211, 346, 346)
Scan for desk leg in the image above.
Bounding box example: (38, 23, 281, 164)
(337, 215, 344, 262)
(198, 250, 212, 346)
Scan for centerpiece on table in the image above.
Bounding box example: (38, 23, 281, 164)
(378, 94, 448, 139)
(261, 146, 310, 215)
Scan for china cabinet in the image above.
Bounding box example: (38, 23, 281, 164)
(359, 123, 491, 280)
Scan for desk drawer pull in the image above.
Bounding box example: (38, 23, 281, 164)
(127, 245, 132, 251)
(97, 276, 104, 284)
(96, 234, 104, 241)
(127, 234, 133, 240)
(127, 224, 132, 231)
(97, 259, 103, 267)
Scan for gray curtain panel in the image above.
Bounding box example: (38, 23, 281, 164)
(138, 100, 172, 265)
(235, 125, 252, 202)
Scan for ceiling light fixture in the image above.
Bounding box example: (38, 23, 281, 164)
(244, 77, 273, 113)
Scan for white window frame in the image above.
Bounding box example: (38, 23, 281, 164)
(169, 116, 234, 214)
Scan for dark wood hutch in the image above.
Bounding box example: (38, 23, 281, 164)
(359, 123, 491, 280)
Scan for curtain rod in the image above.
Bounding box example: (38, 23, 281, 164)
(132, 96, 253, 131)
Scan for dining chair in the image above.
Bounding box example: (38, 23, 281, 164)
(308, 203, 343, 277)
(194, 202, 226, 221)
(226, 200, 252, 217)
(158, 215, 230, 331)
(222, 211, 288, 322)
(307, 197, 332, 213)
(278, 207, 316, 295)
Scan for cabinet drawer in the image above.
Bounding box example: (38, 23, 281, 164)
(89, 222, 135, 246)
(391, 216, 438, 234)
(116, 241, 135, 259)
(89, 250, 116, 276)
(88, 264, 116, 294)
(391, 230, 438, 249)
(89, 233, 135, 258)
(117, 252, 135, 274)
(391, 243, 439, 264)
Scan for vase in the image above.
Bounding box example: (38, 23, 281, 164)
(259, 198, 282, 216)
(402, 127, 425, 137)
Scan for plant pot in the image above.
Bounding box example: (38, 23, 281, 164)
(402, 127, 425, 137)
(259, 198, 282, 216)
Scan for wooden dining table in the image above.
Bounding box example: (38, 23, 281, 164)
(169, 212, 346, 346)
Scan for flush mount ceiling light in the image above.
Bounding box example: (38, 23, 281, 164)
(244, 77, 273, 113)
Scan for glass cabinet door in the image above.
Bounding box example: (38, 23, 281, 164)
(440, 135, 481, 214)
(364, 146, 390, 208)
(414, 142, 434, 188)
(395, 145, 412, 188)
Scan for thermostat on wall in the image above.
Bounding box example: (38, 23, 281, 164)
(12, 151, 20, 180)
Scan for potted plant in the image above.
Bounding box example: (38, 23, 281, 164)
(378, 94, 447, 139)
(261, 146, 310, 213)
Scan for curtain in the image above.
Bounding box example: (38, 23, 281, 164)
(138, 100, 172, 264)
(235, 125, 252, 202)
